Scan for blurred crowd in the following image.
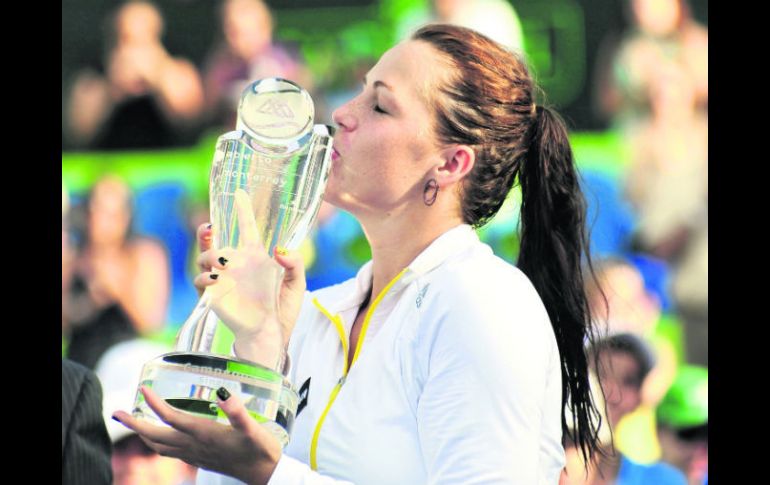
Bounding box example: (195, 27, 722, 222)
(62, 1, 707, 484)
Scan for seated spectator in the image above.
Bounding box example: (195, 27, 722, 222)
(586, 258, 678, 407)
(64, 175, 169, 369)
(560, 333, 687, 484)
(624, 62, 707, 262)
(595, 0, 707, 132)
(66, 0, 204, 150)
(202, 0, 313, 131)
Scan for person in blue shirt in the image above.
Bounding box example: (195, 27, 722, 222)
(561, 333, 687, 485)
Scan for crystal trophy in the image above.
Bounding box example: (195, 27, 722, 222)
(132, 78, 334, 447)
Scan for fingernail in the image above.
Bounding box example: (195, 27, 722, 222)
(112, 415, 122, 423)
(210, 274, 219, 280)
(275, 246, 288, 256)
(218, 256, 228, 266)
(216, 387, 231, 401)
(206, 224, 212, 230)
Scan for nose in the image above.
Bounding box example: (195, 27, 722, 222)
(332, 97, 357, 132)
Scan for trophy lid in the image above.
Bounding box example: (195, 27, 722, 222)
(236, 78, 315, 143)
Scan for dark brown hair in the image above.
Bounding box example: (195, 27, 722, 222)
(412, 23, 606, 465)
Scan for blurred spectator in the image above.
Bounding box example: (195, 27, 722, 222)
(622, 58, 708, 367)
(591, 0, 708, 374)
(560, 334, 687, 484)
(65, 0, 205, 150)
(95, 339, 197, 485)
(656, 365, 708, 485)
(584, 257, 685, 466)
(62, 358, 113, 485)
(202, 0, 313, 131)
(586, 258, 678, 407)
(396, 0, 526, 54)
(624, 62, 707, 260)
(595, 0, 707, 132)
(63, 175, 170, 369)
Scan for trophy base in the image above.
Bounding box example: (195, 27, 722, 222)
(133, 352, 297, 448)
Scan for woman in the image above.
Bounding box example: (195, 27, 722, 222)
(114, 24, 605, 484)
(64, 175, 170, 369)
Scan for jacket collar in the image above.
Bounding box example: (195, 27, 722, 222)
(314, 224, 480, 314)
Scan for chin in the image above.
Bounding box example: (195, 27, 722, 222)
(321, 182, 345, 207)
(323, 187, 368, 218)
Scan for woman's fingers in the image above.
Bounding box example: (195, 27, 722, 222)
(214, 386, 282, 478)
(196, 249, 230, 273)
(274, 248, 306, 294)
(273, 247, 307, 345)
(197, 223, 213, 253)
(195, 248, 237, 295)
(111, 410, 188, 447)
(150, 443, 188, 460)
(194, 271, 223, 291)
(215, 387, 256, 434)
(139, 385, 207, 437)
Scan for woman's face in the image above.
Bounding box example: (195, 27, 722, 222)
(632, 0, 681, 36)
(89, 180, 132, 247)
(326, 40, 448, 217)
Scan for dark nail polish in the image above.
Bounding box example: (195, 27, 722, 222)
(112, 416, 122, 423)
(206, 223, 212, 230)
(218, 257, 228, 266)
(210, 274, 219, 280)
(216, 387, 231, 401)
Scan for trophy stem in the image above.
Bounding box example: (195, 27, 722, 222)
(175, 290, 221, 353)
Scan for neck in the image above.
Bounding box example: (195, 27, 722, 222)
(356, 204, 464, 300)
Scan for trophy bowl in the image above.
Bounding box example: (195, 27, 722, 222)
(132, 78, 334, 447)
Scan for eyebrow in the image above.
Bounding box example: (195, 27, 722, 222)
(363, 74, 392, 91)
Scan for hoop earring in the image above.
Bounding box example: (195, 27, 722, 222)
(423, 179, 439, 206)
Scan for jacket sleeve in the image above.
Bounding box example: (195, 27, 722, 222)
(266, 454, 355, 484)
(413, 274, 558, 484)
(62, 359, 113, 485)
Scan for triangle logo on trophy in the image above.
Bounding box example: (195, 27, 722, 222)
(257, 98, 295, 119)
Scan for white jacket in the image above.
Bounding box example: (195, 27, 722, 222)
(198, 224, 566, 485)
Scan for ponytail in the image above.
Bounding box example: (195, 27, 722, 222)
(410, 23, 607, 466)
(518, 105, 605, 465)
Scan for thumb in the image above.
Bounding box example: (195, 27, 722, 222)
(215, 387, 256, 433)
(198, 223, 213, 253)
(273, 247, 306, 294)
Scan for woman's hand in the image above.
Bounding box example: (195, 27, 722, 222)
(112, 386, 281, 485)
(193, 190, 307, 350)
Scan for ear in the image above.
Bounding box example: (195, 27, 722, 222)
(435, 145, 475, 187)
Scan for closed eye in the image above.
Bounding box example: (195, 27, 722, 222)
(373, 104, 387, 114)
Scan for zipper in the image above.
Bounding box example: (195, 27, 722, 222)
(308, 268, 408, 470)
